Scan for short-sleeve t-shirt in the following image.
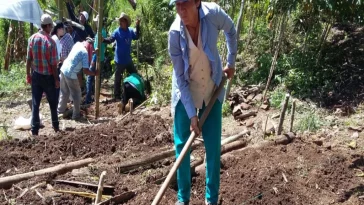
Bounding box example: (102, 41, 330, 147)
(112, 27, 137, 65)
(61, 42, 89, 79)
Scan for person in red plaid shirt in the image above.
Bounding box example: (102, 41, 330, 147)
(26, 14, 60, 136)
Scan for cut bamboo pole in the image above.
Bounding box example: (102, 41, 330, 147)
(95, 171, 107, 204)
(289, 100, 296, 132)
(4, 22, 13, 71)
(277, 94, 290, 135)
(0, 158, 94, 189)
(152, 75, 227, 205)
(95, 0, 104, 118)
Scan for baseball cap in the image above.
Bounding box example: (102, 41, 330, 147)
(80, 11, 89, 21)
(169, 0, 188, 5)
(41, 14, 53, 25)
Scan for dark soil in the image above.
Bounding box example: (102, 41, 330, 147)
(1, 115, 362, 205)
(0, 114, 173, 176)
(127, 140, 363, 205)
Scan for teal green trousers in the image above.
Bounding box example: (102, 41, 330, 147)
(174, 100, 222, 204)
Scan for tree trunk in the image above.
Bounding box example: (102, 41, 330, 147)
(261, 13, 287, 102)
(4, 21, 13, 71)
(57, 0, 63, 20)
(224, 0, 246, 100)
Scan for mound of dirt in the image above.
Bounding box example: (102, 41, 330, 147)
(129, 141, 363, 205)
(0, 114, 172, 176)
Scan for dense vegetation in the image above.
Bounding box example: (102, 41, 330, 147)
(0, 0, 363, 108)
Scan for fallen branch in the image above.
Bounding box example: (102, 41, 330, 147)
(116, 141, 203, 173)
(95, 171, 107, 204)
(53, 180, 114, 191)
(96, 191, 136, 205)
(221, 130, 250, 145)
(0, 158, 94, 189)
(235, 111, 257, 120)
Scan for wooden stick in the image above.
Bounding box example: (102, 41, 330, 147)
(96, 191, 136, 205)
(289, 100, 296, 132)
(95, 171, 107, 204)
(116, 141, 203, 173)
(53, 179, 114, 190)
(119, 99, 149, 121)
(152, 75, 227, 205)
(235, 111, 256, 120)
(277, 94, 290, 135)
(0, 158, 94, 189)
(95, 0, 104, 119)
(221, 130, 250, 145)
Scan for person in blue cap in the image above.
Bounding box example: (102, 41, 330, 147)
(168, 0, 237, 205)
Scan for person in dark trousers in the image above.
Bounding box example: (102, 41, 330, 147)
(118, 73, 146, 114)
(103, 12, 140, 100)
(26, 14, 60, 136)
(65, 0, 95, 43)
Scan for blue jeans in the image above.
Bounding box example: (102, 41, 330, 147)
(174, 100, 222, 204)
(31, 71, 59, 134)
(85, 62, 103, 104)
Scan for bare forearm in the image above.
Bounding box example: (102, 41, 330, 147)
(26, 59, 31, 76)
(83, 68, 96, 76)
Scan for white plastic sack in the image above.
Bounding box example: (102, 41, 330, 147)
(13, 114, 43, 130)
(0, 0, 43, 27)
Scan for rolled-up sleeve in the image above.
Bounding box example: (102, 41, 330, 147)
(214, 4, 237, 68)
(168, 30, 196, 119)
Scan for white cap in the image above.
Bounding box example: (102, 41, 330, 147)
(81, 11, 89, 21)
(41, 14, 53, 25)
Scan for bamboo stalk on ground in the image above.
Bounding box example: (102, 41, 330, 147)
(290, 100, 296, 132)
(0, 158, 94, 189)
(277, 94, 290, 135)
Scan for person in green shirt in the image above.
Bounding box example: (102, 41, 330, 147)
(118, 73, 146, 114)
(85, 15, 107, 104)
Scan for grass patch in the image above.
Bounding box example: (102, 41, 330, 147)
(222, 101, 231, 117)
(296, 111, 324, 132)
(270, 87, 287, 109)
(0, 63, 29, 98)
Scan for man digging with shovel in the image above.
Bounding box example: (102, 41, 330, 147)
(168, 0, 237, 204)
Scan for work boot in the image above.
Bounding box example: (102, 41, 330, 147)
(118, 102, 125, 115)
(175, 201, 189, 205)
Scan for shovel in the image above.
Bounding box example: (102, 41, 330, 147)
(151, 74, 228, 205)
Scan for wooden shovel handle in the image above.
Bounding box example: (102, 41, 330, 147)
(151, 74, 228, 205)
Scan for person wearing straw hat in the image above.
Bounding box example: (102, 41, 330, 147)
(85, 14, 107, 104)
(168, 0, 237, 205)
(103, 12, 140, 100)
